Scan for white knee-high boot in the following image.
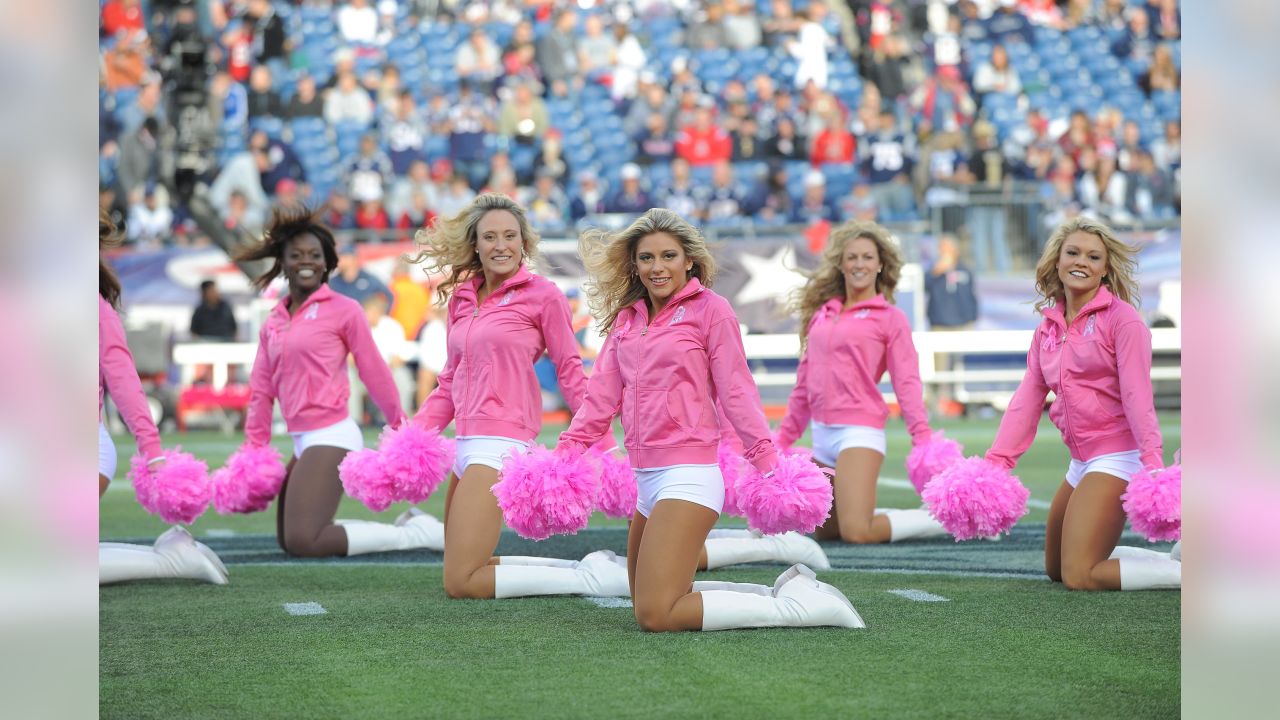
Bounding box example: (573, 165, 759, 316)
(1119, 556, 1182, 590)
(342, 509, 445, 556)
(884, 508, 950, 542)
(704, 532, 831, 570)
(494, 551, 630, 598)
(1110, 545, 1172, 561)
(99, 528, 228, 585)
(699, 565, 865, 630)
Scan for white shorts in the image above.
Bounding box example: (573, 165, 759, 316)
(290, 417, 365, 457)
(99, 422, 117, 479)
(454, 436, 530, 476)
(810, 422, 887, 465)
(1065, 450, 1143, 488)
(635, 464, 724, 518)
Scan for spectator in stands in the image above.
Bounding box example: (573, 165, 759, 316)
(579, 13, 616, 77)
(923, 233, 978, 416)
(337, 0, 379, 45)
(625, 78, 674, 140)
(191, 279, 238, 342)
(383, 91, 427, 176)
(208, 70, 249, 135)
(686, 2, 729, 50)
(605, 163, 652, 215)
(345, 132, 394, 205)
(637, 112, 678, 165)
(1141, 43, 1180, 96)
(102, 28, 150, 91)
(911, 65, 976, 136)
(530, 129, 571, 186)
(862, 110, 917, 220)
(209, 145, 270, 229)
(668, 55, 703, 98)
(789, 2, 834, 90)
(810, 110, 856, 166)
(275, 178, 304, 208)
(1148, 0, 1181, 39)
(732, 116, 766, 163)
(522, 168, 570, 234)
(864, 35, 913, 119)
(610, 21, 647, 103)
(447, 80, 497, 191)
(114, 116, 163, 202)
(1057, 109, 1094, 166)
(387, 159, 439, 226)
(1078, 151, 1130, 223)
(723, 0, 763, 51)
(675, 99, 732, 166)
(703, 161, 744, 227)
(251, 130, 307, 197)
(986, 0, 1035, 45)
(842, 180, 880, 222)
(456, 26, 502, 91)
(537, 9, 582, 97)
(958, 120, 1012, 273)
(374, 64, 403, 116)
(119, 73, 167, 134)
(126, 185, 174, 248)
(972, 43, 1022, 96)
(1116, 120, 1145, 174)
(322, 188, 356, 230)
(101, 0, 144, 37)
(570, 169, 607, 221)
(436, 173, 478, 218)
(1112, 7, 1155, 63)
(247, 0, 288, 69)
(388, 259, 430, 343)
(791, 170, 839, 224)
(324, 70, 374, 127)
(330, 243, 393, 308)
(657, 158, 709, 222)
(355, 197, 391, 230)
(766, 115, 807, 161)
(762, 0, 805, 45)
(743, 162, 791, 224)
(1150, 119, 1180, 173)
(1125, 148, 1176, 221)
(283, 73, 324, 119)
(502, 22, 542, 85)
(498, 79, 549, 145)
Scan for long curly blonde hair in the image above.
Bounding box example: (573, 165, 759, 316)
(579, 208, 718, 335)
(793, 220, 903, 347)
(410, 193, 541, 305)
(1033, 216, 1139, 314)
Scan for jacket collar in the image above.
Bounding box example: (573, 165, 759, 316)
(275, 283, 334, 318)
(456, 264, 535, 305)
(820, 293, 889, 316)
(629, 276, 705, 324)
(1043, 285, 1114, 329)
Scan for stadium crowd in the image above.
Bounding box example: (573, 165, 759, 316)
(99, 0, 1180, 273)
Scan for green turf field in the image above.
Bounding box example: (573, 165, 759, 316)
(100, 415, 1181, 719)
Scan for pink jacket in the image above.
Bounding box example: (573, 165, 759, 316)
(777, 295, 931, 448)
(416, 265, 588, 442)
(244, 284, 405, 446)
(99, 296, 162, 460)
(558, 278, 779, 472)
(987, 286, 1163, 470)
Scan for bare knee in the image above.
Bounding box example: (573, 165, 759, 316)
(282, 526, 334, 558)
(633, 602, 679, 633)
(839, 523, 881, 545)
(443, 568, 486, 599)
(1061, 564, 1104, 591)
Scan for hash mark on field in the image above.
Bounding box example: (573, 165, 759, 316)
(283, 602, 327, 616)
(587, 597, 633, 609)
(887, 589, 950, 602)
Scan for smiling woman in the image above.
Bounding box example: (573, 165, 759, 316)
(226, 207, 439, 560)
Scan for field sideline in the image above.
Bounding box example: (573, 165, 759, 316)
(100, 415, 1181, 719)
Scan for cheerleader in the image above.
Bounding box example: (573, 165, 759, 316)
(776, 221, 950, 544)
(99, 209, 227, 584)
(235, 207, 443, 557)
(557, 208, 863, 631)
(986, 217, 1179, 590)
(413, 194, 628, 600)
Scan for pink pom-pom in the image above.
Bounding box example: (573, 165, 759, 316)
(718, 441, 747, 518)
(336, 448, 397, 512)
(1122, 465, 1181, 541)
(128, 449, 211, 525)
(378, 424, 455, 504)
(906, 431, 965, 495)
(211, 444, 287, 514)
(591, 449, 637, 519)
(492, 446, 600, 540)
(922, 456, 1029, 540)
(736, 453, 833, 535)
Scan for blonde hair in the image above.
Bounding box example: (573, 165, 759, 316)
(1033, 216, 1139, 314)
(579, 208, 718, 334)
(410, 193, 541, 305)
(792, 220, 903, 348)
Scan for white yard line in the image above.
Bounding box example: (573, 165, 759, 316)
(283, 602, 327, 616)
(887, 588, 950, 602)
(586, 597, 633, 609)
